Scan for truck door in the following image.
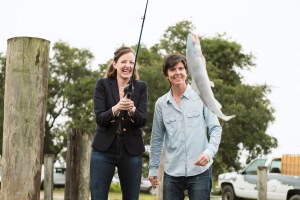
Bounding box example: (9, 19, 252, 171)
(268, 158, 288, 200)
(236, 158, 267, 199)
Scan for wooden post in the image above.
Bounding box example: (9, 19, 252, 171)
(1, 37, 50, 200)
(257, 166, 267, 200)
(64, 129, 92, 200)
(44, 154, 55, 200)
(156, 148, 165, 200)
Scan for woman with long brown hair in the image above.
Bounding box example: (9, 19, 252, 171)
(90, 46, 148, 200)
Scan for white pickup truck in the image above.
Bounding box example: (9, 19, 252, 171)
(217, 156, 300, 200)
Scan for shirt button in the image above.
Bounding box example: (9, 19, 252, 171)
(123, 128, 127, 132)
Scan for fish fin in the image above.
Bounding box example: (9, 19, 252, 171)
(219, 114, 236, 121)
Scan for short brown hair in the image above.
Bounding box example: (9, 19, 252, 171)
(105, 46, 139, 80)
(162, 53, 188, 77)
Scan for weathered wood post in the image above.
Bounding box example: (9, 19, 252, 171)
(64, 128, 92, 200)
(1, 37, 50, 200)
(44, 154, 55, 200)
(257, 166, 267, 200)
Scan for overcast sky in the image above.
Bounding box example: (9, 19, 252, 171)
(1, 0, 299, 157)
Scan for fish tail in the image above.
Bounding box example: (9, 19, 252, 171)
(219, 114, 236, 121)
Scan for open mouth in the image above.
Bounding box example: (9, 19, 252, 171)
(122, 68, 132, 74)
(173, 76, 182, 80)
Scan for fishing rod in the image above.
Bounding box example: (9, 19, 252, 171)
(123, 0, 149, 98)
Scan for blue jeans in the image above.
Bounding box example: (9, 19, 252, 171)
(163, 168, 212, 200)
(90, 136, 142, 200)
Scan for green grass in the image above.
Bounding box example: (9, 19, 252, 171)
(41, 188, 220, 200)
(108, 191, 156, 200)
(108, 192, 220, 200)
(40, 189, 157, 200)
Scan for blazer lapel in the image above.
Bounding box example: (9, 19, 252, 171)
(109, 78, 119, 103)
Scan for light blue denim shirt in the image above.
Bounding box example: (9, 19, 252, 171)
(149, 84, 222, 177)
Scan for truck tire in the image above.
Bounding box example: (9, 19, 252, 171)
(222, 185, 237, 200)
(290, 194, 300, 200)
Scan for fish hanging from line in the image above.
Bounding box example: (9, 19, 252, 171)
(186, 33, 235, 121)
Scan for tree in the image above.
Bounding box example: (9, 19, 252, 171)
(45, 41, 96, 158)
(159, 20, 196, 55)
(135, 45, 166, 143)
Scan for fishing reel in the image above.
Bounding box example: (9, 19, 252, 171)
(123, 83, 134, 99)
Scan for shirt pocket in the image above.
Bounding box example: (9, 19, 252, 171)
(186, 111, 201, 128)
(163, 117, 177, 136)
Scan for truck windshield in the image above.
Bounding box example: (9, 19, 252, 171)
(243, 158, 267, 175)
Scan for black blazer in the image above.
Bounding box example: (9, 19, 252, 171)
(92, 77, 148, 155)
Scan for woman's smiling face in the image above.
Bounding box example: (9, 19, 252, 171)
(114, 52, 135, 80)
(167, 62, 187, 87)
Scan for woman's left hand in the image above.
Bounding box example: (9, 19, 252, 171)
(128, 104, 136, 116)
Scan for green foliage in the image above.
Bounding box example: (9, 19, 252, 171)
(159, 20, 195, 55)
(136, 45, 168, 144)
(64, 74, 98, 131)
(201, 34, 255, 86)
(142, 150, 150, 178)
(45, 41, 96, 158)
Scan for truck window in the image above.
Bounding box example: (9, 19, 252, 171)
(243, 158, 266, 175)
(269, 159, 281, 173)
(55, 167, 66, 174)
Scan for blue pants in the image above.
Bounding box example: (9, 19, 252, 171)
(163, 168, 212, 200)
(90, 136, 142, 200)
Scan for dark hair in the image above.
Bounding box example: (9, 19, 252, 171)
(105, 46, 139, 80)
(162, 53, 188, 77)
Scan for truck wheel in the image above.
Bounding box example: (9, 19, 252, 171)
(290, 194, 300, 200)
(222, 185, 237, 200)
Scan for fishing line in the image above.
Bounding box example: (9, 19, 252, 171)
(123, 0, 149, 98)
